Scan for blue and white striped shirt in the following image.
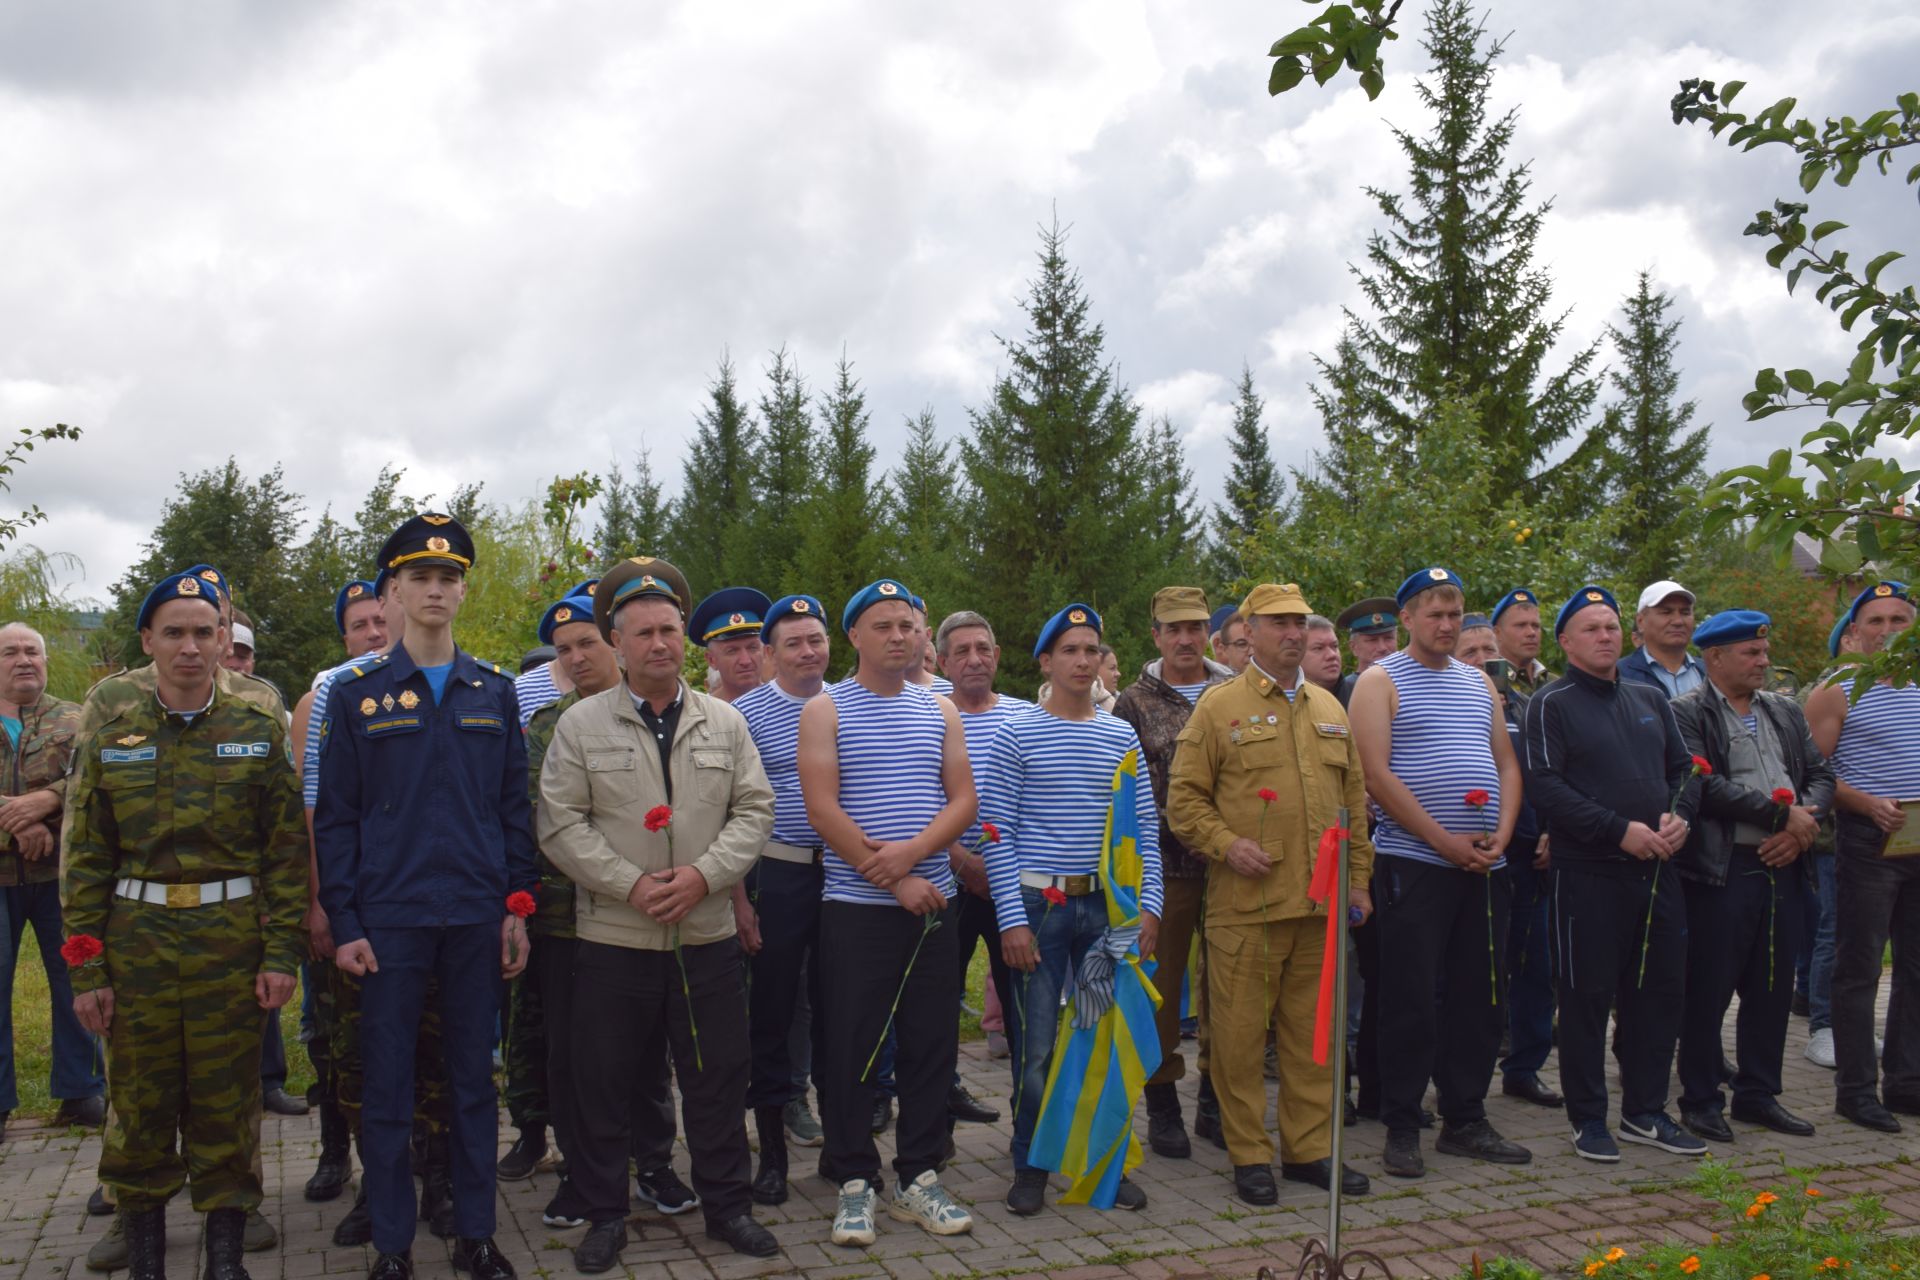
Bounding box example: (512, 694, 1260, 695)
(980, 708, 1164, 933)
(1170, 681, 1211, 705)
(514, 664, 561, 727)
(1369, 650, 1504, 870)
(823, 679, 958, 904)
(928, 675, 954, 696)
(303, 656, 362, 809)
(734, 679, 821, 847)
(1831, 676, 1920, 800)
(956, 695, 1034, 848)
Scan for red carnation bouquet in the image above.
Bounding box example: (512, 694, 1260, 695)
(60, 934, 104, 971)
(1465, 789, 1498, 1005)
(1639, 755, 1712, 987)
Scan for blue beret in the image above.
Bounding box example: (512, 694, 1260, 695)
(910, 594, 928, 612)
(1034, 602, 1103, 659)
(842, 579, 915, 632)
(1843, 580, 1910, 629)
(1490, 588, 1538, 625)
(333, 580, 378, 634)
(568, 578, 601, 598)
(690, 587, 773, 646)
(538, 594, 599, 646)
(1692, 609, 1772, 649)
(1554, 585, 1620, 637)
(1208, 604, 1239, 634)
(1397, 566, 1465, 609)
(1461, 613, 1492, 631)
(761, 594, 827, 642)
(1828, 615, 1848, 658)
(182, 564, 229, 602)
(372, 565, 392, 599)
(378, 512, 474, 573)
(137, 570, 225, 631)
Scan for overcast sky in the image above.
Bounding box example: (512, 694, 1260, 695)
(3, 0, 1915, 603)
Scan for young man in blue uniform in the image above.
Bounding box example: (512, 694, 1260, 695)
(314, 515, 538, 1280)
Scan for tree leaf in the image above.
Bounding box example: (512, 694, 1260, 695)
(1819, 538, 1863, 575)
(1269, 56, 1306, 96)
(1812, 220, 1848, 243)
(1866, 250, 1905, 287)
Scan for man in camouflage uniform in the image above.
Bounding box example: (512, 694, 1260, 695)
(62, 570, 307, 1280)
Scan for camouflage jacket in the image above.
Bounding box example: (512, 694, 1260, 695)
(1113, 658, 1237, 881)
(524, 690, 579, 938)
(62, 683, 308, 992)
(1, 693, 81, 886)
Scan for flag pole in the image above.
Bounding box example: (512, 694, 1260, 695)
(1327, 805, 1351, 1257)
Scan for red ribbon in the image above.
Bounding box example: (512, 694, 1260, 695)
(1307, 826, 1348, 1065)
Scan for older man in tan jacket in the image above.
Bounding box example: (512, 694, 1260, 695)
(538, 557, 777, 1271)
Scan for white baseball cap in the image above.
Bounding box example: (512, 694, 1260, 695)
(1635, 580, 1695, 612)
(231, 623, 256, 652)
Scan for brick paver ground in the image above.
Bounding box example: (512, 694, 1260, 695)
(1, 983, 1912, 1280)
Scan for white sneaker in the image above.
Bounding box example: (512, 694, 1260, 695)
(1806, 1028, 1836, 1069)
(831, 1179, 878, 1247)
(888, 1169, 973, 1237)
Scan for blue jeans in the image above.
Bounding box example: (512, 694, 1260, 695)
(0, 882, 105, 1111)
(1007, 887, 1109, 1172)
(1499, 858, 1555, 1078)
(1807, 850, 1837, 1032)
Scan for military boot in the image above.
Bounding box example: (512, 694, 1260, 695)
(205, 1208, 251, 1280)
(750, 1106, 788, 1206)
(332, 1184, 373, 1248)
(84, 1214, 127, 1273)
(421, 1135, 456, 1239)
(124, 1208, 167, 1280)
(306, 1097, 352, 1202)
(1143, 1082, 1191, 1159)
(1193, 1072, 1226, 1150)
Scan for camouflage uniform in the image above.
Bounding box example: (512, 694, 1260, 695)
(61, 680, 306, 1212)
(328, 967, 450, 1139)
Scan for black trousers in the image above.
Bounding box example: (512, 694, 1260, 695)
(1677, 849, 1802, 1112)
(1373, 856, 1510, 1133)
(955, 890, 1015, 1036)
(1550, 864, 1686, 1127)
(818, 900, 958, 1189)
(1833, 815, 1920, 1105)
(569, 939, 751, 1228)
(1352, 914, 1380, 1109)
(746, 858, 824, 1108)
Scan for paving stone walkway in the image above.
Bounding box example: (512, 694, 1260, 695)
(1, 985, 1912, 1280)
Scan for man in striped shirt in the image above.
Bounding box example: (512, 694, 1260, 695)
(732, 594, 832, 1206)
(1805, 580, 1920, 1134)
(984, 604, 1162, 1216)
(798, 579, 976, 1247)
(1350, 568, 1529, 1179)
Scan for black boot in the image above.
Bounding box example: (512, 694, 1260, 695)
(1143, 1082, 1191, 1159)
(124, 1207, 167, 1280)
(421, 1135, 456, 1239)
(332, 1184, 373, 1248)
(306, 1098, 352, 1202)
(204, 1208, 251, 1280)
(1193, 1073, 1225, 1149)
(751, 1106, 788, 1206)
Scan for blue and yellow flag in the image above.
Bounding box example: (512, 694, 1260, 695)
(1026, 748, 1163, 1207)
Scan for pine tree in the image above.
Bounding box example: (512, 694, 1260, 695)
(888, 408, 968, 618)
(1592, 272, 1711, 584)
(960, 218, 1157, 682)
(1298, 334, 1380, 517)
(1334, 0, 1599, 497)
(795, 352, 885, 612)
(594, 448, 671, 565)
(669, 353, 759, 595)
(1208, 365, 1285, 584)
(1145, 414, 1204, 582)
(743, 346, 814, 593)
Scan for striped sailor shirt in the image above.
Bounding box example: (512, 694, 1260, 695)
(734, 679, 822, 847)
(1369, 649, 1504, 870)
(822, 679, 957, 904)
(1831, 676, 1920, 800)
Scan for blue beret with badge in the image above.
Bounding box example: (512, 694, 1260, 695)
(137, 569, 226, 630)
(538, 594, 599, 646)
(377, 512, 474, 574)
(1555, 584, 1620, 637)
(1828, 615, 1848, 658)
(1396, 566, 1465, 609)
(1692, 609, 1771, 649)
(690, 588, 773, 646)
(1842, 580, 1910, 629)
(568, 578, 600, 598)
(1461, 613, 1492, 631)
(1208, 604, 1239, 634)
(761, 594, 827, 643)
(183, 563, 230, 604)
(1490, 588, 1538, 626)
(842, 579, 916, 633)
(334, 579, 378, 634)
(1034, 602, 1103, 659)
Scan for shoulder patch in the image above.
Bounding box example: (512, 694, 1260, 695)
(332, 655, 390, 686)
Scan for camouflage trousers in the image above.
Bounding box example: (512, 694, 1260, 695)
(502, 964, 547, 1132)
(327, 964, 450, 1140)
(99, 898, 266, 1213)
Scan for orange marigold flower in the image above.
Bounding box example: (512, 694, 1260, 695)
(1607, 1249, 1627, 1264)
(1752, 1274, 1770, 1280)
(1806, 1188, 1823, 1197)
(1754, 1192, 1778, 1205)
(1822, 1259, 1841, 1271)
(1746, 1204, 1765, 1219)
(1680, 1258, 1700, 1275)
(1585, 1265, 1602, 1277)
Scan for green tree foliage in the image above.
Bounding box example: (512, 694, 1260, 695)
(1586, 272, 1711, 585)
(794, 353, 886, 613)
(594, 449, 671, 567)
(745, 346, 815, 594)
(0, 546, 93, 700)
(1144, 414, 1205, 590)
(0, 424, 81, 554)
(1267, 0, 1404, 102)
(1328, 0, 1600, 499)
(669, 353, 759, 598)
(888, 408, 969, 619)
(1208, 366, 1286, 584)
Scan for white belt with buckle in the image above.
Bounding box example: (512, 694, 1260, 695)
(1019, 869, 1101, 896)
(761, 841, 823, 866)
(115, 876, 254, 908)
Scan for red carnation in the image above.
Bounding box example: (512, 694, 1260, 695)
(1464, 789, 1491, 807)
(980, 822, 1001, 843)
(1042, 887, 1068, 906)
(1771, 788, 1795, 806)
(1690, 755, 1713, 777)
(644, 805, 673, 833)
(1258, 787, 1279, 804)
(60, 934, 103, 967)
(506, 891, 537, 918)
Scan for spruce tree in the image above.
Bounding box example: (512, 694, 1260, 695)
(888, 408, 968, 620)
(960, 218, 1157, 682)
(795, 353, 885, 612)
(669, 353, 759, 595)
(746, 346, 814, 592)
(1145, 414, 1205, 585)
(1593, 272, 1710, 584)
(1208, 365, 1285, 585)
(595, 448, 671, 565)
(1334, 0, 1599, 497)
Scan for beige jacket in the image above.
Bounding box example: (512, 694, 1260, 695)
(537, 680, 774, 949)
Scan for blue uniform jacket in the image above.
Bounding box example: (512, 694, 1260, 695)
(313, 643, 538, 946)
(1616, 645, 1703, 696)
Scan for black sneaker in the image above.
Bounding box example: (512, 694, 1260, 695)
(1382, 1130, 1424, 1178)
(1571, 1120, 1620, 1163)
(871, 1095, 893, 1134)
(1005, 1169, 1047, 1216)
(633, 1166, 699, 1215)
(948, 1083, 1000, 1124)
(496, 1129, 546, 1181)
(1619, 1112, 1707, 1156)
(1112, 1178, 1146, 1211)
(541, 1178, 588, 1229)
(55, 1096, 107, 1128)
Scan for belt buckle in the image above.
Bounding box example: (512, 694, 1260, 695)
(1063, 875, 1093, 896)
(166, 883, 199, 909)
